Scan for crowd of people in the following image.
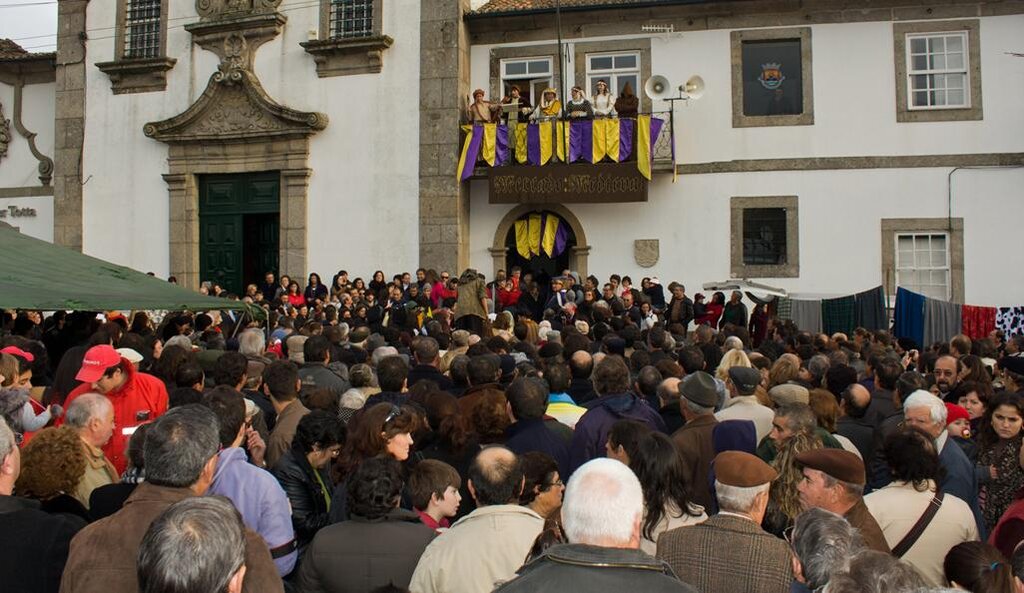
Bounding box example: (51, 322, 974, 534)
(3, 265, 1024, 593)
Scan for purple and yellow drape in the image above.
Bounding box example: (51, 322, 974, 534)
(457, 117, 665, 181)
(513, 212, 570, 259)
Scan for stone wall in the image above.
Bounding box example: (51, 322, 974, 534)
(418, 0, 471, 274)
(53, 0, 87, 250)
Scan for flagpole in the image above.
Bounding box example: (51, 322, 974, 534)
(556, 0, 565, 119)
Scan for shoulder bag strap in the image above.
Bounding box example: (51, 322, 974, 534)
(891, 491, 945, 558)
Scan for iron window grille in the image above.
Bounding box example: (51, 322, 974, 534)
(123, 0, 162, 59)
(331, 0, 374, 39)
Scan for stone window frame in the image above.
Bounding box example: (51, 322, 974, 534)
(881, 218, 965, 303)
(489, 38, 651, 113)
(893, 19, 982, 123)
(95, 0, 176, 94)
(730, 27, 814, 128)
(301, 0, 393, 77)
(730, 195, 799, 278)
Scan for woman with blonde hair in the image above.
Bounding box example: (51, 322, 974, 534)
(764, 430, 823, 537)
(768, 354, 801, 389)
(715, 349, 752, 383)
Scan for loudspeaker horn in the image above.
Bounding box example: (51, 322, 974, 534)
(644, 75, 672, 101)
(681, 75, 705, 100)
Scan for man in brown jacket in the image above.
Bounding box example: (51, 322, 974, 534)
(795, 448, 890, 553)
(59, 405, 284, 593)
(264, 361, 310, 468)
(657, 451, 793, 593)
(671, 371, 719, 509)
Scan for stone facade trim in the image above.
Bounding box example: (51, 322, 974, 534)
(98, 0, 175, 94)
(881, 217, 965, 302)
(490, 203, 591, 278)
(893, 19, 983, 123)
(301, 35, 394, 77)
(730, 195, 799, 279)
(677, 152, 1024, 175)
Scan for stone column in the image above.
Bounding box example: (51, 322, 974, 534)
(418, 0, 471, 274)
(53, 0, 88, 250)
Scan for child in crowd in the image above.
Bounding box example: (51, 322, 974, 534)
(408, 459, 462, 533)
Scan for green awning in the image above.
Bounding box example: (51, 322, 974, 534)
(0, 223, 265, 319)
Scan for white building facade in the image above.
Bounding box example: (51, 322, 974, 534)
(1, 0, 1022, 306)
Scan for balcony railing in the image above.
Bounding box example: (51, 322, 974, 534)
(462, 111, 675, 177)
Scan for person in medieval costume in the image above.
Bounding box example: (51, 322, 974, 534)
(591, 79, 616, 117)
(531, 88, 561, 121)
(501, 85, 533, 124)
(566, 86, 594, 120)
(614, 82, 639, 119)
(466, 89, 499, 124)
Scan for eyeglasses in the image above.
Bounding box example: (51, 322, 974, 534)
(783, 525, 795, 544)
(541, 478, 564, 490)
(13, 431, 24, 446)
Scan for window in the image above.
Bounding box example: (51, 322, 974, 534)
(906, 32, 968, 109)
(730, 196, 799, 278)
(730, 27, 813, 128)
(500, 58, 553, 106)
(331, 0, 374, 39)
(742, 208, 788, 265)
(96, 0, 174, 94)
(123, 0, 162, 59)
(895, 233, 950, 300)
(585, 52, 640, 98)
(881, 219, 964, 303)
(893, 20, 982, 123)
(303, 0, 391, 77)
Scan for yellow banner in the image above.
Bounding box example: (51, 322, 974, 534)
(605, 118, 620, 162)
(514, 219, 531, 258)
(514, 124, 528, 164)
(592, 119, 607, 163)
(637, 114, 652, 180)
(528, 213, 543, 255)
(556, 121, 568, 162)
(538, 121, 553, 165)
(481, 123, 497, 166)
(542, 214, 561, 257)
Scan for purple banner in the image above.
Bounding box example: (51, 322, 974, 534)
(569, 122, 584, 163)
(650, 118, 664, 154)
(527, 124, 541, 166)
(495, 124, 509, 166)
(578, 122, 593, 163)
(460, 126, 484, 181)
(618, 119, 634, 162)
(553, 219, 570, 256)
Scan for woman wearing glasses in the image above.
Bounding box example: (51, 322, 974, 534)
(330, 402, 418, 522)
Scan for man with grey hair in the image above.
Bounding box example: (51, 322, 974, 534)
(903, 389, 983, 533)
(59, 405, 283, 593)
(495, 458, 697, 592)
(789, 508, 863, 593)
(138, 497, 247, 593)
(658, 451, 792, 593)
(64, 393, 118, 509)
(0, 416, 84, 593)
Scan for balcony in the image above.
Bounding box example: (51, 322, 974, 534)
(460, 112, 676, 181)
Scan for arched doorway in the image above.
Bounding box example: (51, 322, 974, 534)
(490, 204, 591, 281)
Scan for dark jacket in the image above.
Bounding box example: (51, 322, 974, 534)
(295, 509, 435, 593)
(672, 415, 719, 510)
(505, 418, 571, 476)
(865, 388, 898, 427)
(271, 448, 331, 554)
(940, 435, 986, 537)
(298, 362, 350, 399)
(59, 483, 282, 593)
(569, 392, 667, 475)
(836, 415, 876, 461)
(567, 377, 596, 406)
(496, 544, 697, 593)
(0, 495, 83, 593)
(407, 364, 454, 391)
(720, 301, 748, 329)
(87, 482, 137, 521)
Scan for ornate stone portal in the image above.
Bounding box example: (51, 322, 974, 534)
(144, 2, 327, 288)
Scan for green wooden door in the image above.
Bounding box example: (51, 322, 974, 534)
(199, 173, 280, 295)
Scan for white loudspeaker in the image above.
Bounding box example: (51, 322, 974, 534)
(644, 75, 672, 101)
(681, 75, 705, 100)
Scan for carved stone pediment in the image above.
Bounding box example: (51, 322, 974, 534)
(144, 69, 326, 143)
(145, 8, 326, 144)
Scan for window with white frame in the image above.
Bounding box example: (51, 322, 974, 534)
(906, 32, 969, 109)
(895, 233, 951, 300)
(500, 58, 553, 106)
(586, 52, 640, 98)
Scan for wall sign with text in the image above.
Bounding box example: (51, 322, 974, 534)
(488, 162, 648, 204)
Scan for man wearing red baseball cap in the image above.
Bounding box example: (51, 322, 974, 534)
(60, 345, 168, 474)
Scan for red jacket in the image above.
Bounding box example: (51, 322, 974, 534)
(62, 362, 168, 475)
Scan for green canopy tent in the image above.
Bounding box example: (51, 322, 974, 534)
(0, 223, 265, 320)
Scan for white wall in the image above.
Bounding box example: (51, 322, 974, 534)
(81, 0, 422, 280)
(0, 196, 54, 241)
(0, 80, 55, 189)
(467, 15, 1024, 306)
